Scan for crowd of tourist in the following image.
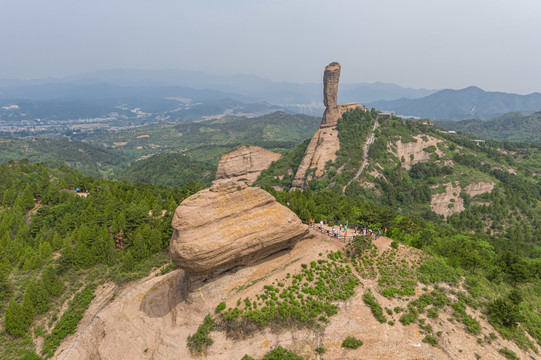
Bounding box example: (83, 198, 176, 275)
(308, 218, 386, 242)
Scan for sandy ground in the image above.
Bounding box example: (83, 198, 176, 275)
(52, 232, 537, 360)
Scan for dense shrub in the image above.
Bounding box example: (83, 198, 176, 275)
(363, 291, 387, 323)
(262, 346, 303, 360)
(342, 336, 364, 349)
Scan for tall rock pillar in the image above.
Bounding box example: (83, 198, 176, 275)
(320, 62, 341, 128)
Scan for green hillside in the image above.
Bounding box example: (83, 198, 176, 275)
(81, 111, 321, 165)
(119, 153, 216, 188)
(257, 109, 541, 239)
(436, 111, 541, 143)
(0, 137, 125, 178)
(0, 112, 320, 185)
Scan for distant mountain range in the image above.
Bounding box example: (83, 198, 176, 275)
(0, 69, 435, 108)
(369, 86, 541, 120)
(2, 70, 541, 121)
(436, 112, 541, 143)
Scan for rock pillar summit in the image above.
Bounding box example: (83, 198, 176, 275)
(290, 62, 366, 191)
(320, 62, 341, 128)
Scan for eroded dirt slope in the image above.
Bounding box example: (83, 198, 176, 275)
(54, 233, 535, 360)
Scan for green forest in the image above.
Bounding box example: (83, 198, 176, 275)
(0, 160, 200, 359)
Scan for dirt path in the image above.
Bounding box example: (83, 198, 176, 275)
(343, 118, 379, 193)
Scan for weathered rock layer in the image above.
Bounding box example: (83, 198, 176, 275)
(291, 128, 340, 191)
(215, 145, 282, 185)
(169, 181, 307, 279)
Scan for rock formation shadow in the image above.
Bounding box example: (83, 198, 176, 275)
(139, 269, 189, 318)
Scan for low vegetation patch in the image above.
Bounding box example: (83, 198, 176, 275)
(41, 283, 97, 358)
(262, 346, 303, 359)
(363, 291, 386, 323)
(342, 336, 363, 349)
(186, 314, 215, 355)
(216, 251, 359, 340)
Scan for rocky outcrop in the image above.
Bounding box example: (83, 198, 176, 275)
(430, 182, 465, 219)
(290, 128, 340, 190)
(464, 182, 495, 196)
(215, 146, 282, 185)
(393, 135, 444, 170)
(291, 64, 368, 190)
(321, 63, 341, 128)
(169, 181, 307, 280)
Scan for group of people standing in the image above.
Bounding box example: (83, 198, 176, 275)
(309, 219, 385, 242)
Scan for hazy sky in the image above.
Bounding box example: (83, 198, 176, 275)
(1, 0, 540, 93)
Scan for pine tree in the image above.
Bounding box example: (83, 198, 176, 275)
(51, 232, 63, 251)
(26, 279, 49, 314)
(131, 233, 148, 261)
(0, 271, 12, 303)
(42, 265, 64, 297)
(22, 292, 35, 328)
(122, 250, 135, 272)
(39, 241, 53, 260)
(5, 298, 26, 336)
(92, 226, 116, 266)
(149, 228, 163, 253)
(61, 237, 76, 267)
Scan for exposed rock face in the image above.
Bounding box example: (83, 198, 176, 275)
(430, 182, 465, 219)
(393, 135, 444, 170)
(464, 182, 495, 196)
(291, 128, 340, 190)
(321, 63, 341, 128)
(215, 145, 282, 185)
(291, 64, 369, 190)
(169, 181, 307, 280)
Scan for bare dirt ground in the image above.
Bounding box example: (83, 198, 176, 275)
(53, 232, 536, 360)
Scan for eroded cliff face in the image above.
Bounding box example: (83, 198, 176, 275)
(291, 63, 368, 190)
(321, 64, 341, 128)
(215, 145, 282, 185)
(169, 181, 308, 281)
(291, 128, 340, 191)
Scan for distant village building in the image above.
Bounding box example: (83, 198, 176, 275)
(1, 104, 19, 110)
(474, 139, 485, 146)
(338, 103, 367, 115)
(447, 130, 457, 135)
(379, 112, 393, 119)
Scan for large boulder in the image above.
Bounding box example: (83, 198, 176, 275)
(215, 145, 282, 185)
(169, 181, 308, 280)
